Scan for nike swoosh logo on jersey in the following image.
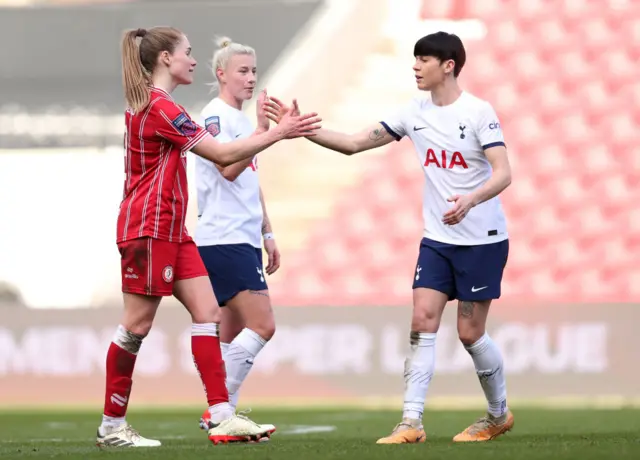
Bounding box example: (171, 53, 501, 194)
(413, 126, 427, 131)
(235, 134, 241, 138)
(471, 286, 488, 292)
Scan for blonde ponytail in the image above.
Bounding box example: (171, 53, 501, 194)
(121, 29, 151, 113)
(121, 26, 183, 113)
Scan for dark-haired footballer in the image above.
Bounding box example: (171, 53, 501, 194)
(264, 31, 514, 444)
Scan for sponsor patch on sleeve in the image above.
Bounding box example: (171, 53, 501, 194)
(172, 112, 198, 136)
(205, 116, 221, 137)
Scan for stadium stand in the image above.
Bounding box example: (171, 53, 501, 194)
(0, 0, 323, 148)
(266, 0, 640, 305)
(3, 0, 638, 308)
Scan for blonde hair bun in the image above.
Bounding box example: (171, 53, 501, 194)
(216, 36, 232, 49)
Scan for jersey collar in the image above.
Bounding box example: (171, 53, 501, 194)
(150, 86, 173, 100)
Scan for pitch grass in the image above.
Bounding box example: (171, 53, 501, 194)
(1, 407, 639, 459)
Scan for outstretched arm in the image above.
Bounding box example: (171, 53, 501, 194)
(306, 123, 395, 155)
(192, 130, 281, 167)
(193, 97, 321, 166)
(213, 128, 267, 181)
(264, 97, 394, 155)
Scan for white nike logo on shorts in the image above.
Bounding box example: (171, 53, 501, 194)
(471, 286, 488, 292)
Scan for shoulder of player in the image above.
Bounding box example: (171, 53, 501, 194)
(407, 95, 430, 110)
(201, 98, 238, 121)
(459, 91, 496, 114)
(201, 99, 243, 137)
(148, 92, 187, 119)
(457, 93, 499, 129)
(388, 96, 428, 120)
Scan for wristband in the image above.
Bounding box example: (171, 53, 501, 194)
(263, 232, 274, 240)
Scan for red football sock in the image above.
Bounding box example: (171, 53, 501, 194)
(103, 341, 137, 417)
(103, 325, 143, 418)
(192, 323, 229, 406)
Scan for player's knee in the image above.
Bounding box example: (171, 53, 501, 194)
(122, 320, 153, 338)
(457, 324, 484, 346)
(411, 305, 441, 332)
(247, 317, 275, 341)
(190, 308, 222, 325)
(121, 311, 155, 337)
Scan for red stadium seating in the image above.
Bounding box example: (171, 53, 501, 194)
(271, 0, 640, 305)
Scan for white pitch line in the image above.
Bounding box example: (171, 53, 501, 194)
(279, 425, 337, 435)
(44, 422, 77, 430)
(1, 438, 69, 444)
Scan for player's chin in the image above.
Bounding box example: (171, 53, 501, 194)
(416, 80, 430, 91)
(178, 73, 194, 85)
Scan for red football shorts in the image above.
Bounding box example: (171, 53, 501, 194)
(117, 237, 208, 296)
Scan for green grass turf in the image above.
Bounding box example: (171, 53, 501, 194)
(1, 408, 639, 459)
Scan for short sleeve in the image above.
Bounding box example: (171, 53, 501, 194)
(475, 102, 506, 150)
(200, 109, 234, 145)
(154, 98, 208, 152)
(380, 103, 412, 141)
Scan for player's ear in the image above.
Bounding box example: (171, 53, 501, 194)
(216, 67, 225, 84)
(442, 59, 455, 76)
(159, 50, 171, 67)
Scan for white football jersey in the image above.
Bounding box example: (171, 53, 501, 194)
(381, 91, 508, 246)
(194, 98, 263, 248)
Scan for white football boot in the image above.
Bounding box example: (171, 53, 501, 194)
(96, 423, 161, 448)
(199, 408, 275, 443)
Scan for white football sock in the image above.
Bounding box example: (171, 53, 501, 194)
(402, 331, 437, 421)
(220, 342, 240, 409)
(224, 328, 267, 407)
(100, 415, 126, 431)
(465, 332, 508, 417)
(208, 402, 235, 424)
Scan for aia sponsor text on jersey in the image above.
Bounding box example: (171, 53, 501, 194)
(424, 148, 468, 169)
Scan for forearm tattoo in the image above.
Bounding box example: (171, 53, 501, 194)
(261, 219, 271, 235)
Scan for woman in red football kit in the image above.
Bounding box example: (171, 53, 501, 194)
(96, 26, 321, 448)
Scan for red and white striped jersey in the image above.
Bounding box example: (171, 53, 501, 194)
(117, 87, 208, 243)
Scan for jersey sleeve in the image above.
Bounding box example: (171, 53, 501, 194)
(200, 108, 234, 145)
(476, 102, 506, 150)
(153, 98, 208, 152)
(380, 102, 413, 141)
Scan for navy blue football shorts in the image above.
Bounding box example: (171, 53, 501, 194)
(198, 243, 267, 306)
(412, 237, 509, 301)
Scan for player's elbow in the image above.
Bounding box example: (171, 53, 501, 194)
(214, 154, 236, 168)
(499, 168, 512, 190)
(193, 139, 236, 167)
(343, 139, 362, 156)
(503, 166, 512, 186)
(221, 168, 240, 182)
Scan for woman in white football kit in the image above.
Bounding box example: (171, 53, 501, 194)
(266, 32, 514, 444)
(194, 37, 279, 435)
